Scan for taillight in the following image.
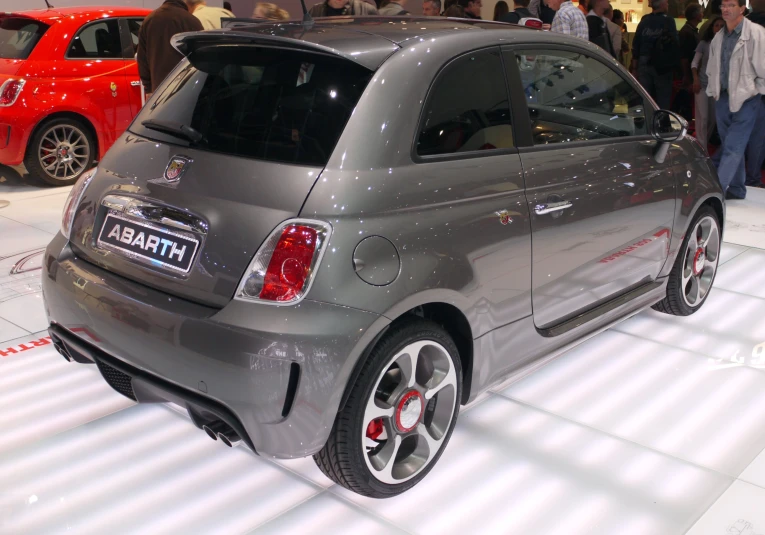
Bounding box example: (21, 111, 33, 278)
(0, 79, 26, 107)
(236, 219, 332, 305)
(524, 19, 544, 29)
(61, 167, 97, 240)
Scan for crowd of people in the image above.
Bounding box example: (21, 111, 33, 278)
(138, 0, 765, 199)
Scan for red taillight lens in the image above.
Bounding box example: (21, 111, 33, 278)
(524, 19, 543, 29)
(236, 219, 331, 305)
(260, 225, 318, 302)
(0, 79, 26, 107)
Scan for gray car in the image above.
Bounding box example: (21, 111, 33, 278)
(43, 17, 724, 498)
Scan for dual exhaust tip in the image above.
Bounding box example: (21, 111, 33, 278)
(202, 420, 242, 448)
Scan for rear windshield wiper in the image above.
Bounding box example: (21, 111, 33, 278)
(141, 119, 205, 144)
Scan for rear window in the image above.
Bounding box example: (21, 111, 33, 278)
(0, 17, 49, 60)
(131, 46, 374, 166)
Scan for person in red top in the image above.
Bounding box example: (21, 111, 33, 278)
(578, 0, 588, 14)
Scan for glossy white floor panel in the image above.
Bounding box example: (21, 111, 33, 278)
(2, 183, 765, 533)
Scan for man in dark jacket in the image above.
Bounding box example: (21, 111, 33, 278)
(630, 0, 680, 109)
(137, 0, 203, 99)
(500, 0, 533, 23)
(674, 3, 703, 120)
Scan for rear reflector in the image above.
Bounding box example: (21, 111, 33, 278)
(0, 79, 25, 107)
(524, 19, 544, 29)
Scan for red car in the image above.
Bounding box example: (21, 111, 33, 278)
(0, 6, 151, 186)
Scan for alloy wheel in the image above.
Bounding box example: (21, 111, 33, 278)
(37, 124, 91, 182)
(681, 215, 720, 308)
(362, 339, 458, 485)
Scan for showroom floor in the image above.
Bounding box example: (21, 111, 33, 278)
(1, 168, 765, 535)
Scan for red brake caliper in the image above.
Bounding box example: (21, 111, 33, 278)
(366, 418, 384, 440)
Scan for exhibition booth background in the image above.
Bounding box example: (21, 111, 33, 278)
(6, 0, 753, 33)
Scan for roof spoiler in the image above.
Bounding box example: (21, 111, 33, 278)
(171, 30, 394, 70)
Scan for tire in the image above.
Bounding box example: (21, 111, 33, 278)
(24, 117, 96, 187)
(314, 318, 462, 498)
(652, 205, 721, 316)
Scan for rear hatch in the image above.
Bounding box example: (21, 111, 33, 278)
(70, 39, 377, 307)
(0, 15, 49, 76)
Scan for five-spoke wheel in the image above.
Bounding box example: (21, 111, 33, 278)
(315, 320, 462, 498)
(362, 339, 458, 485)
(654, 205, 721, 316)
(680, 214, 720, 308)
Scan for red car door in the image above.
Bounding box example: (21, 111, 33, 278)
(60, 18, 133, 154)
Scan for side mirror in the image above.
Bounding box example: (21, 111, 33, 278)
(651, 109, 687, 142)
(652, 110, 687, 163)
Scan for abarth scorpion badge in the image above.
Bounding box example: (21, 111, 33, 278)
(164, 156, 192, 182)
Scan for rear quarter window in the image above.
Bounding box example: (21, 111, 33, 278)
(130, 45, 373, 166)
(0, 17, 49, 60)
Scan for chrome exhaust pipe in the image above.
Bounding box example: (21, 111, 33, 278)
(202, 421, 229, 442)
(217, 429, 242, 448)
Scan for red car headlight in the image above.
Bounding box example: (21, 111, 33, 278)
(0, 79, 26, 107)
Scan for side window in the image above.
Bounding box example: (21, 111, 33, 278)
(68, 19, 122, 59)
(417, 49, 514, 157)
(513, 49, 647, 144)
(127, 18, 143, 56)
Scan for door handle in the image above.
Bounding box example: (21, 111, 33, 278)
(130, 80, 141, 87)
(534, 200, 572, 215)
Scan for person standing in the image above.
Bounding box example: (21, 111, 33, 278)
(309, 0, 378, 16)
(493, 0, 509, 19)
(457, 0, 483, 19)
(679, 4, 703, 89)
(692, 16, 724, 149)
(612, 8, 630, 64)
(705, 0, 765, 199)
(137, 0, 203, 100)
(631, 0, 680, 110)
(587, 0, 616, 57)
(379, 0, 411, 14)
(185, 0, 235, 29)
(422, 0, 441, 14)
(253, 2, 290, 19)
(500, 0, 534, 22)
(604, 6, 623, 59)
(547, 0, 588, 39)
(744, 0, 765, 187)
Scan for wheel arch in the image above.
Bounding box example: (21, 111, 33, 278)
(338, 299, 475, 412)
(701, 195, 724, 233)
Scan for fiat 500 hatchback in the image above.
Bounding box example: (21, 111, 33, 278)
(43, 17, 724, 498)
(0, 6, 150, 185)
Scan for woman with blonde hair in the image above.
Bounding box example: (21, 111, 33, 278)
(253, 2, 290, 19)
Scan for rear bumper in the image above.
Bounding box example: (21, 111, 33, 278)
(42, 233, 390, 458)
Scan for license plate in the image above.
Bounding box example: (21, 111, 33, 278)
(98, 213, 199, 274)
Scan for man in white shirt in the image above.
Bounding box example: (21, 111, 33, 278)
(185, 0, 235, 30)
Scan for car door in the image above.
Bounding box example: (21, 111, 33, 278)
(120, 17, 145, 114)
(413, 47, 532, 336)
(66, 18, 133, 149)
(504, 46, 676, 331)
